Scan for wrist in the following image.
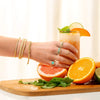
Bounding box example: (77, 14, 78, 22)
(16, 38, 33, 64)
(23, 41, 30, 58)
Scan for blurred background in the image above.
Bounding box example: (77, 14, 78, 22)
(0, 0, 100, 99)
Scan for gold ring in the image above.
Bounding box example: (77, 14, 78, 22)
(60, 42, 63, 48)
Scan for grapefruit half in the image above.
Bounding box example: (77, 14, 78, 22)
(37, 64, 67, 81)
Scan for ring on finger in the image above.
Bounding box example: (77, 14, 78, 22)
(57, 42, 63, 55)
(60, 42, 64, 48)
(57, 47, 61, 55)
(51, 61, 55, 66)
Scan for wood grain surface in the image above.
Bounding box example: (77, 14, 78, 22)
(0, 78, 100, 96)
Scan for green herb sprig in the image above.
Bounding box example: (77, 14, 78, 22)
(19, 77, 73, 89)
(58, 26, 70, 33)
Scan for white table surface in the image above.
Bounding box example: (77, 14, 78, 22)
(0, 89, 100, 100)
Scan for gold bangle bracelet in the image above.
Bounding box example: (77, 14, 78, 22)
(18, 39, 25, 59)
(27, 41, 32, 64)
(15, 38, 31, 64)
(14, 37, 21, 57)
(21, 39, 27, 58)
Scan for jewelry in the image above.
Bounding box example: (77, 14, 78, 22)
(51, 61, 55, 65)
(14, 37, 21, 57)
(57, 42, 63, 55)
(20, 39, 27, 57)
(14, 37, 32, 64)
(57, 47, 61, 55)
(27, 41, 32, 64)
(18, 39, 25, 59)
(60, 42, 63, 48)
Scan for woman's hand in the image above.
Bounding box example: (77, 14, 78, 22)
(30, 41, 78, 68)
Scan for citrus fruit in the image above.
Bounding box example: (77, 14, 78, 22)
(67, 57, 95, 83)
(69, 22, 84, 30)
(70, 28, 90, 36)
(95, 62, 100, 68)
(37, 64, 67, 81)
(94, 68, 100, 83)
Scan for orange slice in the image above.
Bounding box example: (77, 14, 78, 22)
(71, 28, 90, 36)
(67, 57, 95, 83)
(95, 62, 100, 68)
(37, 64, 67, 81)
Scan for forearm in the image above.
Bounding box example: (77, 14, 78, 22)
(0, 36, 18, 57)
(0, 36, 29, 58)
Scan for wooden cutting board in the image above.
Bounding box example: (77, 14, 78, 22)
(0, 79, 100, 96)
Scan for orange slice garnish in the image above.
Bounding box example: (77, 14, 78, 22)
(71, 28, 90, 36)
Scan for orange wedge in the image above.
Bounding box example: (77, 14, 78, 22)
(37, 64, 67, 81)
(95, 62, 100, 68)
(71, 28, 90, 36)
(67, 57, 95, 83)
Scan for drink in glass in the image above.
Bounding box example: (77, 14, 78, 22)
(58, 32, 80, 58)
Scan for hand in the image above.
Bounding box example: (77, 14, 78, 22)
(30, 41, 78, 68)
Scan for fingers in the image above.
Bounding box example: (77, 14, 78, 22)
(51, 61, 69, 68)
(59, 48, 78, 61)
(47, 55, 74, 68)
(40, 58, 69, 68)
(40, 41, 79, 68)
(57, 42, 78, 55)
(54, 55, 74, 65)
(63, 42, 78, 54)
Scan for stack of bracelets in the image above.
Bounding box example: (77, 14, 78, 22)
(14, 37, 32, 64)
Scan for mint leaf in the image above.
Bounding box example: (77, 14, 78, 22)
(19, 80, 34, 85)
(32, 79, 47, 86)
(58, 82, 70, 87)
(58, 26, 70, 33)
(50, 77, 63, 84)
(19, 80, 23, 84)
(33, 81, 45, 86)
(18, 77, 73, 89)
(38, 79, 47, 83)
(41, 82, 57, 89)
(62, 77, 73, 84)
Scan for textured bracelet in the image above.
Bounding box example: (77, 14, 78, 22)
(20, 39, 27, 58)
(14, 37, 21, 57)
(27, 41, 32, 64)
(18, 39, 25, 59)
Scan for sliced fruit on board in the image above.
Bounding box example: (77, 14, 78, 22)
(70, 28, 90, 36)
(67, 57, 95, 83)
(94, 68, 100, 83)
(37, 64, 67, 81)
(95, 62, 100, 68)
(69, 22, 84, 30)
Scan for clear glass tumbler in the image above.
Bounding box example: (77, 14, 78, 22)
(58, 32, 80, 58)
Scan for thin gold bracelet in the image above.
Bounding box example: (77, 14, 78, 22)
(18, 39, 25, 59)
(27, 41, 32, 64)
(14, 37, 21, 57)
(20, 39, 27, 58)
